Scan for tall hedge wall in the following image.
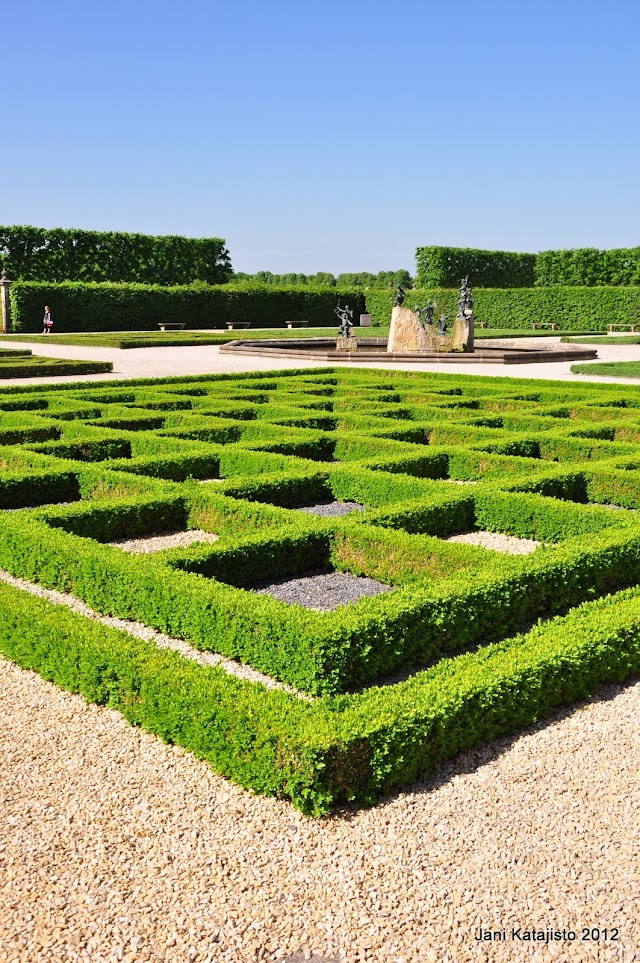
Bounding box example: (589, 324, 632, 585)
(9, 281, 367, 333)
(365, 286, 640, 331)
(0, 226, 232, 285)
(415, 244, 640, 288)
(535, 247, 640, 287)
(415, 246, 536, 288)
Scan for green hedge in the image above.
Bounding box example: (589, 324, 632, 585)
(414, 244, 640, 288)
(364, 286, 640, 331)
(415, 246, 536, 288)
(0, 468, 80, 509)
(0, 357, 113, 377)
(536, 247, 640, 287)
(0, 225, 232, 285)
(9, 281, 366, 333)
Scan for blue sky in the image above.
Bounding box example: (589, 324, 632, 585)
(3, 0, 639, 274)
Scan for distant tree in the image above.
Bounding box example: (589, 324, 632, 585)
(309, 272, 337, 287)
(229, 269, 412, 288)
(392, 269, 413, 288)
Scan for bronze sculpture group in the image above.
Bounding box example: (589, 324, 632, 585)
(337, 277, 473, 353)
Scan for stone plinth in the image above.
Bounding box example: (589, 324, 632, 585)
(336, 336, 357, 352)
(0, 273, 11, 333)
(387, 306, 473, 354)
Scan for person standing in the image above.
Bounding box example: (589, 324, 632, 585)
(43, 305, 53, 334)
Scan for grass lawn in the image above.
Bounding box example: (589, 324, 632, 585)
(0, 328, 364, 349)
(0, 326, 593, 349)
(570, 361, 640, 378)
(563, 335, 640, 345)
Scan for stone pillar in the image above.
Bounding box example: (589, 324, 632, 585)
(462, 310, 474, 352)
(0, 271, 11, 333)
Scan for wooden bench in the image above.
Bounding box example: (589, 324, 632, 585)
(479, 321, 488, 329)
(531, 322, 558, 330)
(608, 323, 638, 332)
(226, 321, 251, 330)
(157, 322, 186, 331)
(285, 320, 310, 329)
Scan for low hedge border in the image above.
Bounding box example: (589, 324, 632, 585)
(2, 577, 640, 813)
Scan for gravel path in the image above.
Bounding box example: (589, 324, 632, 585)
(297, 502, 365, 518)
(6, 334, 640, 385)
(255, 570, 391, 611)
(109, 530, 219, 553)
(1, 656, 638, 962)
(446, 531, 542, 554)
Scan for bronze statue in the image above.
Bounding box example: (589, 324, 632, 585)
(415, 300, 436, 328)
(393, 285, 405, 307)
(437, 313, 448, 335)
(424, 300, 436, 325)
(334, 301, 354, 338)
(459, 276, 473, 316)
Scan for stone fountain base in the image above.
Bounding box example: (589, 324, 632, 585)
(219, 337, 598, 365)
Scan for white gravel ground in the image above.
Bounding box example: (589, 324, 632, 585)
(1, 654, 638, 963)
(109, 530, 220, 553)
(446, 531, 542, 554)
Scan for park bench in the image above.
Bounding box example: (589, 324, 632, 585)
(226, 321, 252, 330)
(478, 321, 488, 329)
(531, 322, 558, 331)
(285, 320, 310, 329)
(157, 322, 186, 331)
(608, 323, 638, 332)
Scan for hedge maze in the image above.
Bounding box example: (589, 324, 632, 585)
(2, 368, 640, 813)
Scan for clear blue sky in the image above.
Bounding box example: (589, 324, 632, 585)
(3, 0, 639, 274)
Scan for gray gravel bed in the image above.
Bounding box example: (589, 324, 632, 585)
(1, 656, 638, 962)
(255, 569, 391, 611)
(109, 529, 219, 553)
(446, 530, 541, 554)
(296, 501, 365, 517)
(0, 569, 309, 700)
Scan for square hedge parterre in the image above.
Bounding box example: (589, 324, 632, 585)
(2, 367, 640, 812)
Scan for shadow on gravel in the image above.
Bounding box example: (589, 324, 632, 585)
(326, 675, 640, 823)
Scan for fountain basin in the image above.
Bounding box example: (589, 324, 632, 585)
(219, 337, 598, 365)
